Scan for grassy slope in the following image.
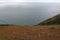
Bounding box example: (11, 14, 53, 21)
(0, 25, 60, 40)
(37, 14, 60, 25)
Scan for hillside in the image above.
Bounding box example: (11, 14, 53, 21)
(37, 14, 60, 25)
(0, 14, 60, 40)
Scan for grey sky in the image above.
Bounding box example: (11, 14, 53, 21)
(0, 0, 60, 6)
(0, 0, 60, 2)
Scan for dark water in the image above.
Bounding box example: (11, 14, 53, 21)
(0, 2, 59, 26)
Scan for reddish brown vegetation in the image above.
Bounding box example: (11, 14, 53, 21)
(0, 25, 60, 40)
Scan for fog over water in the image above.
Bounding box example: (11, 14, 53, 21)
(0, 2, 60, 26)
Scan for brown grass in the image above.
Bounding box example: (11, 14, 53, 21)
(0, 25, 60, 40)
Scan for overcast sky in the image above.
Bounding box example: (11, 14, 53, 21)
(0, 0, 60, 2)
(0, 0, 60, 6)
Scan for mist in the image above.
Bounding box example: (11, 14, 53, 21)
(0, 2, 60, 26)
